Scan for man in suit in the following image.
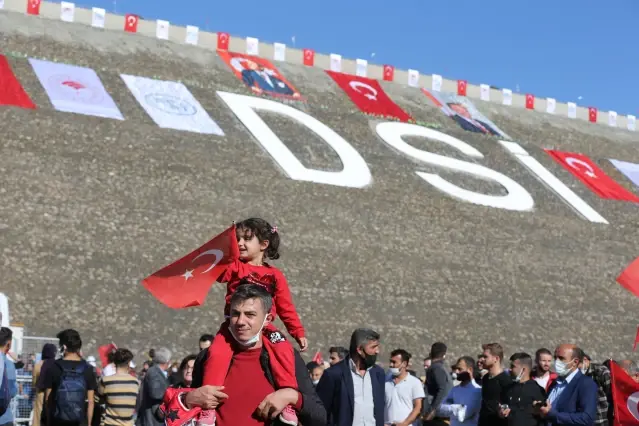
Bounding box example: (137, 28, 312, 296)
(534, 344, 597, 426)
(316, 328, 385, 426)
(137, 347, 171, 426)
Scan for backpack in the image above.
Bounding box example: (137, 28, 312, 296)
(0, 356, 9, 417)
(54, 360, 88, 423)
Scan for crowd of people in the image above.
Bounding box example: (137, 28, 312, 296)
(1, 217, 639, 426)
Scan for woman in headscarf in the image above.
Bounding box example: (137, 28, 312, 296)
(32, 343, 57, 426)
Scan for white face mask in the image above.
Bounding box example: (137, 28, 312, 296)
(554, 359, 573, 377)
(312, 379, 319, 385)
(229, 316, 268, 347)
(389, 367, 401, 376)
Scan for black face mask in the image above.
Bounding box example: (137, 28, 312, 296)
(456, 371, 471, 382)
(359, 350, 377, 369)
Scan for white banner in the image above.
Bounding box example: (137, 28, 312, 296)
(408, 69, 419, 87)
(246, 37, 259, 55)
(546, 98, 556, 114)
(628, 115, 636, 131)
(274, 43, 286, 61)
(185, 25, 198, 45)
(121, 74, 224, 135)
(91, 7, 105, 28)
(431, 74, 442, 92)
(330, 54, 342, 72)
(30, 58, 123, 119)
(60, 1, 74, 22)
(608, 111, 617, 127)
(502, 88, 512, 106)
(156, 20, 169, 40)
(480, 84, 490, 101)
(567, 102, 577, 118)
(356, 59, 367, 77)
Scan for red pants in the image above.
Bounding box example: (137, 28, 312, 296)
(202, 320, 298, 390)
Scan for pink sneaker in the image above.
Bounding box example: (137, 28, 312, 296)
(279, 405, 298, 426)
(196, 410, 216, 426)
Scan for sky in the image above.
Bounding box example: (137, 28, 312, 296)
(73, 0, 639, 116)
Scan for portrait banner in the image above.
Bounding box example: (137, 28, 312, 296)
(218, 50, 303, 100)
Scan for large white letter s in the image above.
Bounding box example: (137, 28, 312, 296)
(375, 122, 534, 211)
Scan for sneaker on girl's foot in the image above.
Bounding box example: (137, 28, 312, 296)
(279, 405, 298, 426)
(196, 410, 216, 426)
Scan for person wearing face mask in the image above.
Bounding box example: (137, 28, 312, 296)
(384, 349, 425, 426)
(498, 353, 545, 426)
(578, 352, 612, 426)
(316, 328, 385, 426)
(534, 344, 597, 426)
(439, 356, 482, 426)
(307, 362, 324, 387)
(164, 284, 326, 426)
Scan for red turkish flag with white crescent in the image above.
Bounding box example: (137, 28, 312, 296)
(124, 14, 138, 33)
(27, 0, 41, 15)
(383, 65, 394, 82)
(546, 150, 639, 202)
(217, 32, 230, 50)
(526, 94, 535, 109)
(457, 80, 467, 96)
(610, 361, 639, 425)
(303, 49, 314, 66)
(326, 70, 412, 122)
(142, 224, 239, 309)
(589, 107, 598, 123)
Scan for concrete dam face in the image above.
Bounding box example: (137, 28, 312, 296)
(1, 10, 638, 360)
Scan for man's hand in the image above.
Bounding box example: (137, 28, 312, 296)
(184, 386, 228, 410)
(499, 407, 510, 418)
(423, 410, 436, 421)
(534, 401, 551, 418)
(296, 337, 308, 352)
(255, 388, 299, 420)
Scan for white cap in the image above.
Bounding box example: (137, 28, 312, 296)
(129, 361, 136, 369)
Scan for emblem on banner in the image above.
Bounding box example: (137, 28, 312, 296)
(47, 75, 103, 103)
(144, 93, 197, 116)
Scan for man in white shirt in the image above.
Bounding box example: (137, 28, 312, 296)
(439, 356, 482, 426)
(384, 349, 425, 426)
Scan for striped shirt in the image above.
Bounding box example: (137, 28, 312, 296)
(98, 372, 140, 426)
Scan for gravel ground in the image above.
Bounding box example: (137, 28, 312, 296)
(1, 10, 639, 363)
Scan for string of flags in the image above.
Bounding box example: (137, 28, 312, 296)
(14, 0, 636, 131)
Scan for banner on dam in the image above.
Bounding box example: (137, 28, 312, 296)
(422, 89, 511, 139)
(29, 58, 123, 120)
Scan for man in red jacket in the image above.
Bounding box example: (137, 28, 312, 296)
(532, 348, 557, 392)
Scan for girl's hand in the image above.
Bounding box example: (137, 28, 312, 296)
(296, 337, 308, 352)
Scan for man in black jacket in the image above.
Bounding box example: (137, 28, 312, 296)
(165, 284, 326, 426)
(500, 352, 546, 426)
(423, 342, 452, 424)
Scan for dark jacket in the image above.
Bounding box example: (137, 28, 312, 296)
(425, 359, 453, 413)
(136, 365, 168, 426)
(546, 371, 597, 426)
(192, 346, 326, 426)
(315, 356, 385, 426)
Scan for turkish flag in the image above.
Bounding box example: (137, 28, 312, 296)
(312, 351, 323, 364)
(124, 14, 138, 33)
(610, 361, 639, 425)
(383, 65, 394, 82)
(326, 70, 412, 122)
(27, 0, 41, 15)
(617, 258, 639, 299)
(457, 80, 467, 96)
(303, 49, 314, 66)
(142, 224, 240, 309)
(589, 107, 598, 123)
(217, 32, 230, 50)
(0, 55, 36, 109)
(526, 94, 535, 109)
(546, 150, 639, 202)
(98, 343, 117, 367)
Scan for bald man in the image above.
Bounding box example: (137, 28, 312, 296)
(534, 344, 597, 426)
